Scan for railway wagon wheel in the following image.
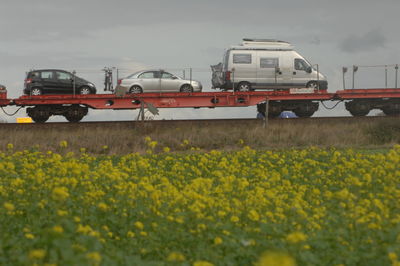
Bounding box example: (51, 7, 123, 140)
(293, 102, 318, 118)
(27, 106, 50, 123)
(64, 105, 88, 123)
(345, 101, 370, 117)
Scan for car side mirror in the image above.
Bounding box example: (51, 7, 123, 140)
(306, 66, 312, 73)
(172, 76, 178, 79)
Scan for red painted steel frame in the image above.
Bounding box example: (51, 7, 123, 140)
(0, 91, 10, 106)
(13, 90, 333, 109)
(6, 88, 400, 110)
(335, 88, 400, 99)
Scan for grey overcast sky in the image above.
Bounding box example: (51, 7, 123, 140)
(1, 0, 399, 121)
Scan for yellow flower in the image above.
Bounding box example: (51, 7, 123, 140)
(166, 252, 186, 262)
(52, 187, 69, 201)
(29, 249, 46, 260)
(7, 143, 13, 149)
(256, 251, 296, 266)
(140, 231, 148, 237)
(97, 202, 109, 211)
(52, 225, 64, 233)
(193, 261, 214, 266)
(25, 233, 35, 239)
(144, 136, 152, 142)
(127, 231, 135, 238)
(248, 210, 260, 221)
(163, 147, 170, 153)
(134, 221, 144, 230)
(57, 210, 68, 216)
(230, 216, 240, 223)
(286, 232, 307, 244)
(59, 140, 68, 148)
(148, 141, 157, 149)
(3, 202, 15, 211)
(214, 237, 223, 245)
(86, 252, 101, 264)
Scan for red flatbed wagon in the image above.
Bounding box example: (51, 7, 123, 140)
(3, 87, 400, 123)
(12, 89, 332, 122)
(335, 88, 400, 116)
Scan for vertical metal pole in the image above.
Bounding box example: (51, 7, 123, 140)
(385, 65, 388, 88)
(190, 68, 192, 84)
(232, 68, 235, 95)
(395, 64, 398, 89)
(343, 70, 346, 90)
(316, 64, 320, 90)
(183, 69, 186, 79)
(352, 66, 355, 89)
(73, 70, 76, 96)
(264, 98, 269, 129)
(116, 68, 119, 88)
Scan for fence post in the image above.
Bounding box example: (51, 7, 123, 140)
(263, 98, 269, 129)
(395, 64, 399, 89)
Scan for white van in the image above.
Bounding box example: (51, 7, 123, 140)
(211, 39, 327, 91)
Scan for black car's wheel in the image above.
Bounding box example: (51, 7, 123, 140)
(31, 87, 42, 96)
(79, 86, 91, 95)
(180, 84, 193, 93)
(237, 82, 251, 92)
(129, 85, 143, 94)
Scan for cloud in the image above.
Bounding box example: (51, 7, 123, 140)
(339, 29, 386, 53)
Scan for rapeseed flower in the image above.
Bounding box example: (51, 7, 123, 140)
(29, 249, 46, 260)
(256, 251, 296, 266)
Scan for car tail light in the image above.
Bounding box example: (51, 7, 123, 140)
(117, 79, 122, 85)
(25, 78, 32, 84)
(225, 71, 231, 81)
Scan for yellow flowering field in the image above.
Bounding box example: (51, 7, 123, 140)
(1, 143, 400, 265)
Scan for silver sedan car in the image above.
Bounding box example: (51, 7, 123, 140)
(118, 70, 202, 93)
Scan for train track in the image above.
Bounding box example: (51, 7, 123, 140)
(0, 115, 397, 128)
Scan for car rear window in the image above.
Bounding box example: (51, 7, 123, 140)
(29, 71, 40, 78)
(41, 71, 54, 79)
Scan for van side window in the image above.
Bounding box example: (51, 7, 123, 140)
(233, 54, 252, 64)
(294, 59, 309, 71)
(260, 58, 279, 68)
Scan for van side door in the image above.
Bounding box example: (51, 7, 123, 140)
(230, 52, 256, 88)
(293, 58, 311, 87)
(278, 55, 295, 88)
(256, 52, 279, 88)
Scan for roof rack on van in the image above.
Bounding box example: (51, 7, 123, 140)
(242, 38, 289, 43)
(230, 39, 293, 51)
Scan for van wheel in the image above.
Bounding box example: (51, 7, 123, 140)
(306, 81, 319, 89)
(129, 86, 143, 94)
(237, 82, 251, 92)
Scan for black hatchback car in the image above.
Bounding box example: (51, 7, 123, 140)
(24, 69, 96, 95)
